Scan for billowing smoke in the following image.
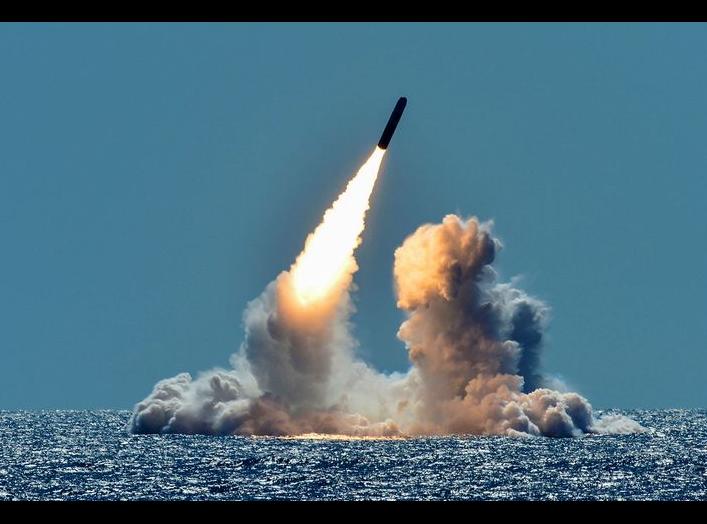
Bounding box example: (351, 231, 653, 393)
(130, 156, 642, 438)
(130, 269, 407, 437)
(391, 215, 642, 436)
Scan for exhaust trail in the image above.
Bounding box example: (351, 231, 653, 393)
(129, 144, 401, 436)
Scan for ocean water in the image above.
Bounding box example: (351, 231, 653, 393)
(0, 410, 705, 500)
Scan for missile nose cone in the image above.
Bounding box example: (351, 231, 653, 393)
(377, 97, 407, 150)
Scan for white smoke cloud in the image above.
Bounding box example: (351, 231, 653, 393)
(130, 214, 643, 438)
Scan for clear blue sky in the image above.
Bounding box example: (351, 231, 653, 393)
(2, 23, 706, 410)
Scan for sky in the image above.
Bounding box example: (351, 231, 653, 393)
(1, 23, 706, 410)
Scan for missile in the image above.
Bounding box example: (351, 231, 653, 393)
(377, 97, 407, 150)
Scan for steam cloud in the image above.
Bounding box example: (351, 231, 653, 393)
(130, 214, 642, 437)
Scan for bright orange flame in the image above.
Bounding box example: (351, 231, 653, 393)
(290, 147, 386, 306)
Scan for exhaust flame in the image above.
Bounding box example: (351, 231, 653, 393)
(290, 147, 386, 305)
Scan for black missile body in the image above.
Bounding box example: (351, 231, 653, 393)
(377, 97, 407, 149)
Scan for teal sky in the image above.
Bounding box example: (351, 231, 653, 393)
(2, 23, 706, 410)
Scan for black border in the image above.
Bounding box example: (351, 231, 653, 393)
(3, 8, 707, 22)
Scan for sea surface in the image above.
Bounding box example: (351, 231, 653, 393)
(0, 410, 705, 500)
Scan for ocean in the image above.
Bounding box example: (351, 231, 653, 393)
(1, 410, 705, 500)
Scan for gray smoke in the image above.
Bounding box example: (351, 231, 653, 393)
(130, 214, 643, 437)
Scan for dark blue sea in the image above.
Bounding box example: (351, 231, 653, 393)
(0, 410, 705, 500)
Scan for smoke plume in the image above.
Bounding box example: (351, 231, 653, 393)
(130, 154, 642, 438)
(391, 215, 642, 436)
